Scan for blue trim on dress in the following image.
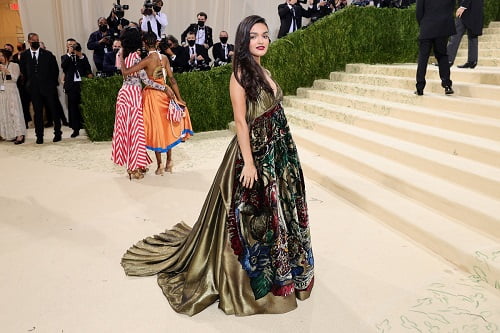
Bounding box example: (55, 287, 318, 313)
(146, 129, 195, 153)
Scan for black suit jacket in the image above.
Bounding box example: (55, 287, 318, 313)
(460, 0, 484, 37)
(310, 0, 333, 22)
(181, 24, 214, 48)
(168, 45, 190, 73)
(278, 2, 311, 38)
(19, 48, 59, 97)
(61, 53, 92, 91)
(416, 0, 456, 39)
(185, 44, 211, 69)
(212, 42, 234, 66)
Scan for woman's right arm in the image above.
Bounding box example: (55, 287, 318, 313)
(230, 73, 258, 189)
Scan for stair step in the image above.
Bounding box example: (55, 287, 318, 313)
(297, 86, 500, 141)
(314, 78, 500, 120)
(284, 96, 500, 168)
(345, 63, 500, 86)
(484, 27, 500, 34)
(291, 124, 500, 238)
(339, 67, 500, 99)
(455, 56, 500, 67)
(285, 107, 500, 200)
(476, 34, 500, 42)
(296, 145, 500, 290)
(456, 48, 500, 58)
(487, 22, 500, 28)
(459, 41, 500, 49)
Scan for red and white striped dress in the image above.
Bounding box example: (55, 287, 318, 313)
(111, 52, 152, 171)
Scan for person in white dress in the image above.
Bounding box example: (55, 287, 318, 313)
(0, 49, 26, 144)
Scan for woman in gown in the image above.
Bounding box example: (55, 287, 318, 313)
(120, 32, 194, 175)
(0, 49, 26, 144)
(121, 15, 314, 316)
(111, 28, 169, 180)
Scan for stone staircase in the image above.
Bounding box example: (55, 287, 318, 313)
(284, 22, 500, 291)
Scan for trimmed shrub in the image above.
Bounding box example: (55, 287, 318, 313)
(82, 3, 500, 141)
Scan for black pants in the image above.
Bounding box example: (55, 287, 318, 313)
(30, 89, 61, 138)
(66, 84, 83, 131)
(416, 36, 452, 91)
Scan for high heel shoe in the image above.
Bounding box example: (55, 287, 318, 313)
(155, 167, 164, 176)
(127, 169, 144, 180)
(138, 167, 149, 174)
(165, 161, 173, 173)
(14, 135, 25, 145)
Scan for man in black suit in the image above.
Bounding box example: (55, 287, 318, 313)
(212, 31, 234, 67)
(415, 0, 456, 96)
(184, 31, 211, 71)
(310, 0, 334, 24)
(181, 12, 213, 50)
(164, 35, 190, 73)
(87, 17, 113, 72)
(19, 33, 61, 144)
(278, 0, 312, 39)
(447, 0, 484, 68)
(61, 40, 93, 138)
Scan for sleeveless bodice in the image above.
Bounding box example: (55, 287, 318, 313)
(245, 79, 283, 123)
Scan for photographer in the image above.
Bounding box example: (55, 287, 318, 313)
(141, 0, 167, 41)
(309, 0, 334, 24)
(86, 17, 113, 71)
(103, 39, 122, 77)
(107, 1, 130, 37)
(61, 39, 92, 138)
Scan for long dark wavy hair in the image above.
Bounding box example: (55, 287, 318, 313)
(120, 27, 142, 59)
(232, 15, 274, 102)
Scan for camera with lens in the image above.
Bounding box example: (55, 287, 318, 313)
(74, 43, 82, 52)
(113, 0, 129, 19)
(143, 0, 154, 16)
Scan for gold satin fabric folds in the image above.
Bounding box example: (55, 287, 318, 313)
(121, 80, 312, 316)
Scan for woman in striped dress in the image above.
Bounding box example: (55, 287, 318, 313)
(111, 27, 168, 180)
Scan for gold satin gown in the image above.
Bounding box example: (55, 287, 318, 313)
(121, 80, 314, 316)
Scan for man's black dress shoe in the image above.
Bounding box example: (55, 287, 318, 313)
(444, 86, 454, 95)
(53, 135, 62, 143)
(70, 130, 80, 138)
(457, 61, 477, 69)
(36, 137, 43, 144)
(414, 89, 423, 96)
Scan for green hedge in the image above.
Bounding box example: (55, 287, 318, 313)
(82, 3, 500, 141)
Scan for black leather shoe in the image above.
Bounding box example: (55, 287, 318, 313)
(457, 62, 477, 69)
(444, 86, 454, 95)
(53, 135, 62, 142)
(414, 89, 423, 96)
(70, 130, 80, 138)
(36, 137, 43, 144)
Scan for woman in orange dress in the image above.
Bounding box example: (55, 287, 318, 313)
(121, 32, 193, 175)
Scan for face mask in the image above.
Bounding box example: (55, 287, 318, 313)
(153, 6, 161, 12)
(30, 41, 40, 50)
(99, 25, 108, 32)
(113, 48, 120, 53)
(198, 21, 205, 27)
(220, 37, 228, 44)
(187, 40, 196, 47)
